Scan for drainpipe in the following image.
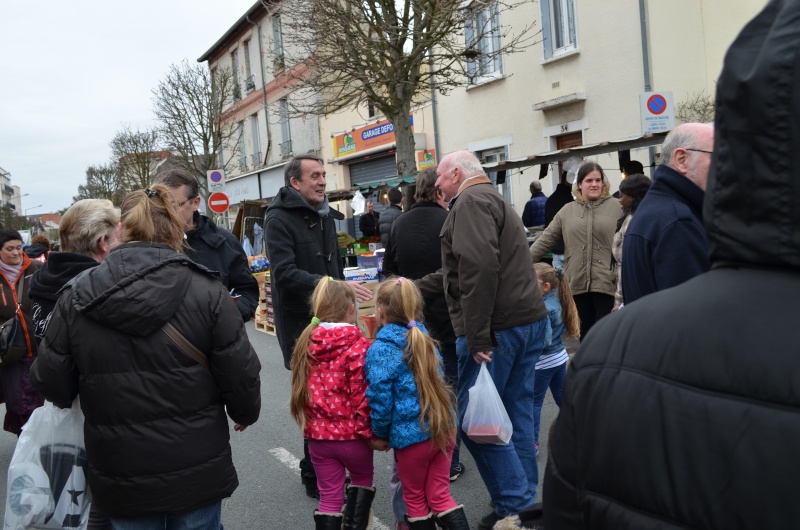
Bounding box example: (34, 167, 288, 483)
(246, 12, 272, 178)
(428, 51, 441, 160)
(638, 0, 656, 175)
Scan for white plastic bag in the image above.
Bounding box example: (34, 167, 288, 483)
(4, 398, 91, 530)
(350, 190, 366, 216)
(462, 363, 513, 445)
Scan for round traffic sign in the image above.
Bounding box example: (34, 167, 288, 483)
(209, 171, 223, 183)
(647, 94, 667, 115)
(208, 192, 230, 214)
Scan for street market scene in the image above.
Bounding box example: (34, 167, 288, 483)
(1, 0, 798, 529)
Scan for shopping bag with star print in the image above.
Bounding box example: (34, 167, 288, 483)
(4, 398, 91, 530)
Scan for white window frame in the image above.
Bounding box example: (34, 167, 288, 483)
(476, 146, 511, 204)
(541, 0, 577, 60)
(464, 1, 503, 85)
(278, 98, 292, 156)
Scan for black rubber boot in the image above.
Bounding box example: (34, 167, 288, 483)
(314, 511, 343, 530)
(342, 485, 376, 530)
(405, 512, 437, 530)
(435, 505, 470, 530)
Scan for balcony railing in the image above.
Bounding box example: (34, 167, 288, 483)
(279, 140, 293, 157)
(245, 75, 256, 93)
(251, 152, 262, 167)
(233, 85, 242, 101)
(3, 185, 13, 195)
(273, 55, 285, 72)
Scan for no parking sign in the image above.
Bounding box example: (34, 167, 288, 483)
(207, 169, 225, 191)
(640, 91, 675, 134)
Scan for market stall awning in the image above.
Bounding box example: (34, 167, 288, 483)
(354, 176, 416, 191)
(482, 131, 670, 173)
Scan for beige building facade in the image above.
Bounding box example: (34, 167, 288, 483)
(435, 0, 765, 215)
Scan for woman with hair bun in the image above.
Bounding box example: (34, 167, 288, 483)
(32, 185, 261, 529)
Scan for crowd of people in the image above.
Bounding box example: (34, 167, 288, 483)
(0, 3, 796, 528)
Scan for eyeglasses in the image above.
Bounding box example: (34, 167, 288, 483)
(685, 148, 713, 155)
(176, 197, 195, 207)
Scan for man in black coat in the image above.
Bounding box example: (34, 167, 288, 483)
(263, 154, 372, 498)
(358, 200, 379, 237)
(153, 169, 258, 322)
(378, 187, 403, 248)
(544, 2, 800, 527)
(543, 171, 574, 271)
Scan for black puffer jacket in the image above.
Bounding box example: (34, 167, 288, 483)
(185, 212, 259, 322)
(31, 242, 261, 518)
(544, 3, 800, 528)
(378, 204, 403, 248)
(264, 187, 344, 368)
(383, 201, 454, 344)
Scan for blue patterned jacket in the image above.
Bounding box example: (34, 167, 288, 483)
(365, 322, 441, 449)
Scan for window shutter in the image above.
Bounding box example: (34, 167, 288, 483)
(464, 15, 476, 82)
(540, 0, 553, 59)
(491, 1, 503, 73)
(567, 0, 577, 46)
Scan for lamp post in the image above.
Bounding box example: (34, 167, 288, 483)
(24, 205, 42, 233)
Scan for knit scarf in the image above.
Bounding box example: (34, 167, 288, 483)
(0, 260, 22, 288)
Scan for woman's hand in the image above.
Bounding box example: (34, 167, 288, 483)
(233, 423, 249, 432)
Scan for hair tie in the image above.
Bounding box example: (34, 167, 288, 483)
(328, 276, 335, 282)
(144, 188, 157, 198)
(555, 269, 564, 280)
(311, 316, 321, 325)
(396, 277, 405, 285)
(407, 320, 417, 329)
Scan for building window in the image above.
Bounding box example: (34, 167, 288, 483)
(243, 40, 255, 92)
(464, 1, 503, 85)
(237, 122, 247, 171)
(250, 114, 261, 166)
(272, 14, 285, 71)
(368, 102, 376, 119)
(278, 98, 292, 157)
(231, 50, 241, 100)
(541, 0, 577, 59)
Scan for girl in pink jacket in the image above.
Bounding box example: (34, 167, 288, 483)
(290, 278, 387, 530)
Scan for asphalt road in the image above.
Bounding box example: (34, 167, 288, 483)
(0, 322, 562, 529)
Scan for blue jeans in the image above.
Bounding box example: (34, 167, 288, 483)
(110, 502, 222, 530)
(533, 362, 567, 445)
(456, 319, 546, 516)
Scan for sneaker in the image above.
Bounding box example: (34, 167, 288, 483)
(449, 462, 465, 482)
(535, 442, 539, 456)
(477, 511, 503, 530)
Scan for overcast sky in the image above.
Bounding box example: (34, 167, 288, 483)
(0, 0, 257, 215)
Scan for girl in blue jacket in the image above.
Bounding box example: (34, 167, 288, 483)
(365, 277, 468, 530)
(532, 262, 580, 454)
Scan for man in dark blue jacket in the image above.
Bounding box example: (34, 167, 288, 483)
(621, 123, 714, 304)
(521, 181, 547, 227)
(153, 169, 258, 322)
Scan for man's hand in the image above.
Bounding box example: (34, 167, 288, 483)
(473, 351, 493, 364)
(348, 281, 374, 302)
(368, 438, 390, 452)
(233, 423, 249, 432)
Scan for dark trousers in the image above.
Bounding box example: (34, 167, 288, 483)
(301, 438, 317, 486)
(573, 292, 615, 340)
(440, 342, 461, 467)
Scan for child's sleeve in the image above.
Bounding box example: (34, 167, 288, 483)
(364, 342, 394, 441)
(348, 336, 376, 440)
(544, 307, 555, 347)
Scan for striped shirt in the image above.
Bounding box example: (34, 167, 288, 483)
(536, 348, 569, 370)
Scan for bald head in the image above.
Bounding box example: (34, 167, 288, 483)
(661, 123, 715, 190)
(435, 150, 485, 202)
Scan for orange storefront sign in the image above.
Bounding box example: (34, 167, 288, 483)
(333, 116, 414, 158)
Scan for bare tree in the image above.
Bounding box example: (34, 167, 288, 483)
(277, 0, 537, 179)
(676, 90, 715, 124)
(72, 164, 123, 205)
(110, 124, 162, 194)
(152, 60, 242, 199)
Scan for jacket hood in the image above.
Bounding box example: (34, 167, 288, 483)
(67, 242, 215, 336)
(705, 0, 800, 269)
(309, 324, 365, 363)
(28, 252, 98, 302)
(24, 243, 49, 259)
(574, 180, 612, 204)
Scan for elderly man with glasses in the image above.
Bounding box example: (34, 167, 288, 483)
(621, 122, 715, 304)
